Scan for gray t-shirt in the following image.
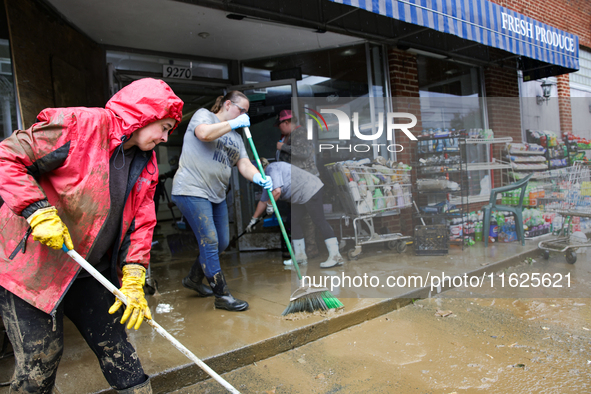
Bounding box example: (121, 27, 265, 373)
(172, 108, 249, 203)
(261, 162, 323, 205)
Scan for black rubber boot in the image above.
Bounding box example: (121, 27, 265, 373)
(280, 235, 291, 259)
(117, 376, 152, 394)
(208, 271, 249, 311)
(182, 259, 213, 297)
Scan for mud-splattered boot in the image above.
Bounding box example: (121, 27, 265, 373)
(182, 259, 213, 297)
(283, 238, 308, 266)
(208, 271, 249, 312)
(320, 237, 344, 269)
(117, 377, 152, 394)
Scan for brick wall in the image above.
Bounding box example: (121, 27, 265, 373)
(489, 0, 591, 136)
(557, 74, 573, 134)
(6, 0, 106, 128)
(483, 62, 522, 147)
(382, 48, 421, 236)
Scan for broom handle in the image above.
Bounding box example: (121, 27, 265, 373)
(243, 127, 302, 280)
(61, 246, 240, 394)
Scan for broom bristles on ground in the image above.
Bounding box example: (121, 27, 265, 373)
(281, 289, 344, 316)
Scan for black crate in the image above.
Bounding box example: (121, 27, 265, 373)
(414, 225, 448, 255)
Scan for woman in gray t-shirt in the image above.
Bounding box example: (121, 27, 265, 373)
(171, 91, 272, 312)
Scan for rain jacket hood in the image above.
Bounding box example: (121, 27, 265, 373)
(0, 78, 183, 314)
(106, 78, 183, 139)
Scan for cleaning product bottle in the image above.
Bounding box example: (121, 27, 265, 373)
(348, 178, 362, 201)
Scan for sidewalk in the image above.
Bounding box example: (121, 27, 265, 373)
(0, 226, 546, 394)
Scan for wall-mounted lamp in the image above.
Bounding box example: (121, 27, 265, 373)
(536, 80, 553, 105)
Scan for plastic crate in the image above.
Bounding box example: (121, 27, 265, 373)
(414, 225, 449, 255)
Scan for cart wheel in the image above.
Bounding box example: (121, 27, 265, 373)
(144, 279, 158, 296)
(542, 250, 550, 260)
(339, 239, 348, 251)
(347, 247, 361, 260)
(386, 240, 397, 251)
(566, 250, 577, 265)
(396, 241, 407, 254)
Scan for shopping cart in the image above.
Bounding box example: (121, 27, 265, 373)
(325, 160, 413, 260)
(538, 161, 591, 264)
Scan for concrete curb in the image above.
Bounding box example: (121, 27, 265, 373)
(98, 245, 544, 394)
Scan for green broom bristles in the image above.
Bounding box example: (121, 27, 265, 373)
(281, 289, 344, 316)
(321, 291, 344, 309)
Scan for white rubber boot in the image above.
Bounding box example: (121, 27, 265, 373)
(320, 237, 345, 268)
(283, 238, 308, 266)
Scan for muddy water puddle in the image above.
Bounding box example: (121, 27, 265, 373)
(178, 253, 591, 394)
(177, 296, 590, 393)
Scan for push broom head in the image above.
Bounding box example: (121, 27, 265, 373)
(281, 286, 344, 316)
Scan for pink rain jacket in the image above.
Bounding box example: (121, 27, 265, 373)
(0, 78, 183, 314)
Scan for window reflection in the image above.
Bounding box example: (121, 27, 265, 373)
(0, 39, 18, 140)
(417, 55, 488, 197)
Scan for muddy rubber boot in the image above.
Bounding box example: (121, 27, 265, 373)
(280, 235, 291, 259)
(182, 259, 213, 297)
(117, 377, 152, 394)
(320, 237, 344, 269)
(208, 271, 249, 311)
(283, 238, 308, 266)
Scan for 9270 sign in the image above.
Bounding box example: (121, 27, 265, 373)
(163, 65, 192, 80)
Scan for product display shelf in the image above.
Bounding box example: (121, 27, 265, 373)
(565, 134, 591, 165)
(413, 134, 468, 254)
(506, 143, 550, 181)
(449, 137, 513, 207)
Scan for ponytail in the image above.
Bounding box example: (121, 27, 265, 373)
(210, 91, 249, 114)
(210, 95, 225, 114)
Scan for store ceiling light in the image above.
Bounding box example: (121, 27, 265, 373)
(406, 48, 447, 60)
(225, 13, 325, 34)
(226, 14, 246, 20)
(536, 79, 553, 105)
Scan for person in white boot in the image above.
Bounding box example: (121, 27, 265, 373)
(246, 159, 344, 269)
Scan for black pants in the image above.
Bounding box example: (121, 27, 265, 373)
(0, 272, 146, 393)
(291, 188, 335, 241)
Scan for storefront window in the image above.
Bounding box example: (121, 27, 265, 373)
(242, 43, 390, 163)
(0, 0, 19, 140)
(417, 55, 488, 198)
(242, 43, 390, 215)
(0, 41, 18, 141)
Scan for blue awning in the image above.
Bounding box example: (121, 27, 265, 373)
(330, 0, 579, 72)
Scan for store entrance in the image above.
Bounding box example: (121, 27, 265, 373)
(110, 71, 227, 222)
(109, 71, 298, 251)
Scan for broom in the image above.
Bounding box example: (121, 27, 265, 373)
(243, 127, 343, 316)
(61, 245, 240, 394)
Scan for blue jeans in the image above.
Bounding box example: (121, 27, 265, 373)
(171, 195, 229, 278)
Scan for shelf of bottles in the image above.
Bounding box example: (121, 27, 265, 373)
(413, 130, 468, 248)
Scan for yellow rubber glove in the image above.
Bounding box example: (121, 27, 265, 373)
(108, 264, 152, 330)
(27, 207, 74, 250)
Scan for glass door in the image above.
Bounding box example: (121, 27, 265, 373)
(226, 79, 298, 251)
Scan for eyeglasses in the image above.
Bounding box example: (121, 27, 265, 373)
(231, 101, 248, 115)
